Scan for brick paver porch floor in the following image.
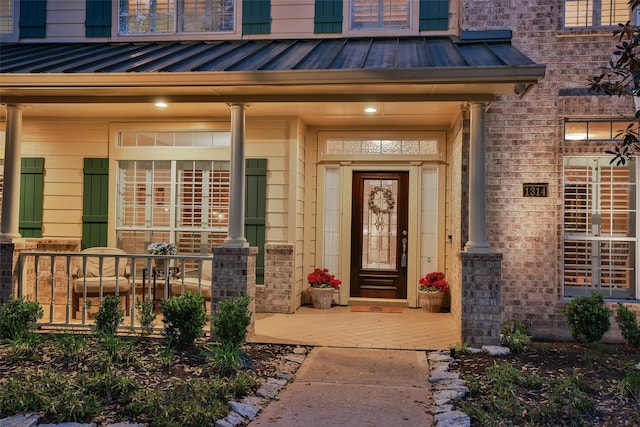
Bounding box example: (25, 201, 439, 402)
(251, 306, 459, 351)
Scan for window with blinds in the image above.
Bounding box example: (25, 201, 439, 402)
(0, 0, 13, 35)
(351, 0, 410, 29)
(116, 159, 230, 257)
(563, 0, 629, 28)
(119, 0, 235, 35)
(563, 156, 637, 299)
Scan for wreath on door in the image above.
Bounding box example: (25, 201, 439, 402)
(368, 186, 395, 214)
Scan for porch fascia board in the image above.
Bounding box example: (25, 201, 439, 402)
(0, 66, 546, 101)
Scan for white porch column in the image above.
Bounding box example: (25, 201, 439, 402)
(464, 102, 491, 253)
(224, 103, 249, 248)
(1, 104, 23, 240)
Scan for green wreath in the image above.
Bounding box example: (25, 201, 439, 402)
(368, 186, 395, 215)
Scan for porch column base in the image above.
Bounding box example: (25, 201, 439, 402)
(256, 243, 294, 314)
(0, 241, 15, 305)
(460, 251, 503, 345)
(211, 246, 258, 339)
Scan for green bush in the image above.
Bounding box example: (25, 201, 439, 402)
(0, 297, 43, 340)
(160, 292, 207, 348)
(500, 321, 531, 353)
(203, 341, 252, 375)
(135, 297, 156, 338)
(213, 294, 252, 348)
(94, 295, 123, 337)
(562, 293, 611, 344)
(615, 303, 640, 347)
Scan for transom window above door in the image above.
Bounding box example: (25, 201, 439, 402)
(118, 0, 235, 35)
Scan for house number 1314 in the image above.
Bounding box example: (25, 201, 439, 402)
(523, 183, 548, 197)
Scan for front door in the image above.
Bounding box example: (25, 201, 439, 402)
(350, 172, 409, 299)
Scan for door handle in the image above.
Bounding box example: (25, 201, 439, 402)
(401, 231, 408, 268)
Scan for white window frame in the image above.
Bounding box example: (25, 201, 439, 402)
(0, 0, 18, 42)
(111, 124, 232, 253)
(563, 155, 639, 300)
(563, 0, 630, 29)
(118, 0, 236, 36)
(346, 0, 420, 36)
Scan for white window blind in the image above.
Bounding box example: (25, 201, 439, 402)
(563, 156, 637, 299)
(564, 0, 629, 28)
(116, 160, 230, 256)
(351, 0, 410, 29)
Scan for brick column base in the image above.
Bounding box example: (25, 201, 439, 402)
(256, 243, 294, 314)
(211, 246, 258, 338)
(0, 240, 15, 305)
(460, 252, 503, 345)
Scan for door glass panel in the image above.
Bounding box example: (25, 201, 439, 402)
(362, 178, 398, 269)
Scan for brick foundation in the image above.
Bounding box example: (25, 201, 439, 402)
(211, 246, 257, 338)
(256, 243, 294, 314)
(460, 251, 503, 345)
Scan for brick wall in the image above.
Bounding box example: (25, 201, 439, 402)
(256, 243, 295, 314)
(460, 0, 637, 338)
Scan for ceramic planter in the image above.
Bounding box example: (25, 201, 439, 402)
(310, 287, 335, 309)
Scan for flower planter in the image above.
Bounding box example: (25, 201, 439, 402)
(418, 290, 445, 313)
(310, 287, 335, 309)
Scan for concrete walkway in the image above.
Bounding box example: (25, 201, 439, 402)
(248, 347, 434, 427)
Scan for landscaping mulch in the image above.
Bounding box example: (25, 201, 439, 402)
(0, 334, 305, 426)
(452, 341, 640, 427)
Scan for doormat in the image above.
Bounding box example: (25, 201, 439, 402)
(350, 306, 404, 313)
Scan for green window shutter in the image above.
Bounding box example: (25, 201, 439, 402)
(419, 0, 449, 31)
(19, 158, 44, 238)
(245, 158, 266, 285)
(85, 0, 112, 37)
(242, 0, 271, 35)
(82, 158, 109, 249)
(19, 0, 47, 38)
(314, 0, 342, 34)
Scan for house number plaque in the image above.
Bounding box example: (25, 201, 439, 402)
(523, 183, 548, 197)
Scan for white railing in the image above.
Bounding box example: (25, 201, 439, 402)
(17, 252, 214, 330)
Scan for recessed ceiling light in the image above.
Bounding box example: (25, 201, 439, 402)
(155, 101, 168, 108)
(364, 105, 377, 113)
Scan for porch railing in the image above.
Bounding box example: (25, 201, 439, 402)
(17, 251, 214, 330)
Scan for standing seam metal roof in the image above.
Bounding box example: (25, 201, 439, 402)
(0, 37, 536, 74)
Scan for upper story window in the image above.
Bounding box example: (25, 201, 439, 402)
(563, 0, 629, 28)
(0, 0, 14, 36)
(351, 0, 410, 30)
(118, 0, 235, 35)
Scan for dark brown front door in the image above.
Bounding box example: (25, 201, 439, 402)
(350, 172, 409, 299)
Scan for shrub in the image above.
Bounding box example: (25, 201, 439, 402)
(135, 297, 156, 338)
(160, 292, 207, 348)
(615, 303, 640, 347)
(213, 294, 252, 348)
(562, 293, 611, 344)
(0, 296, 43, 340)
(500, 321, 531, 353)
(203, 341, 252, 375)
(94, 295, 123, 337)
